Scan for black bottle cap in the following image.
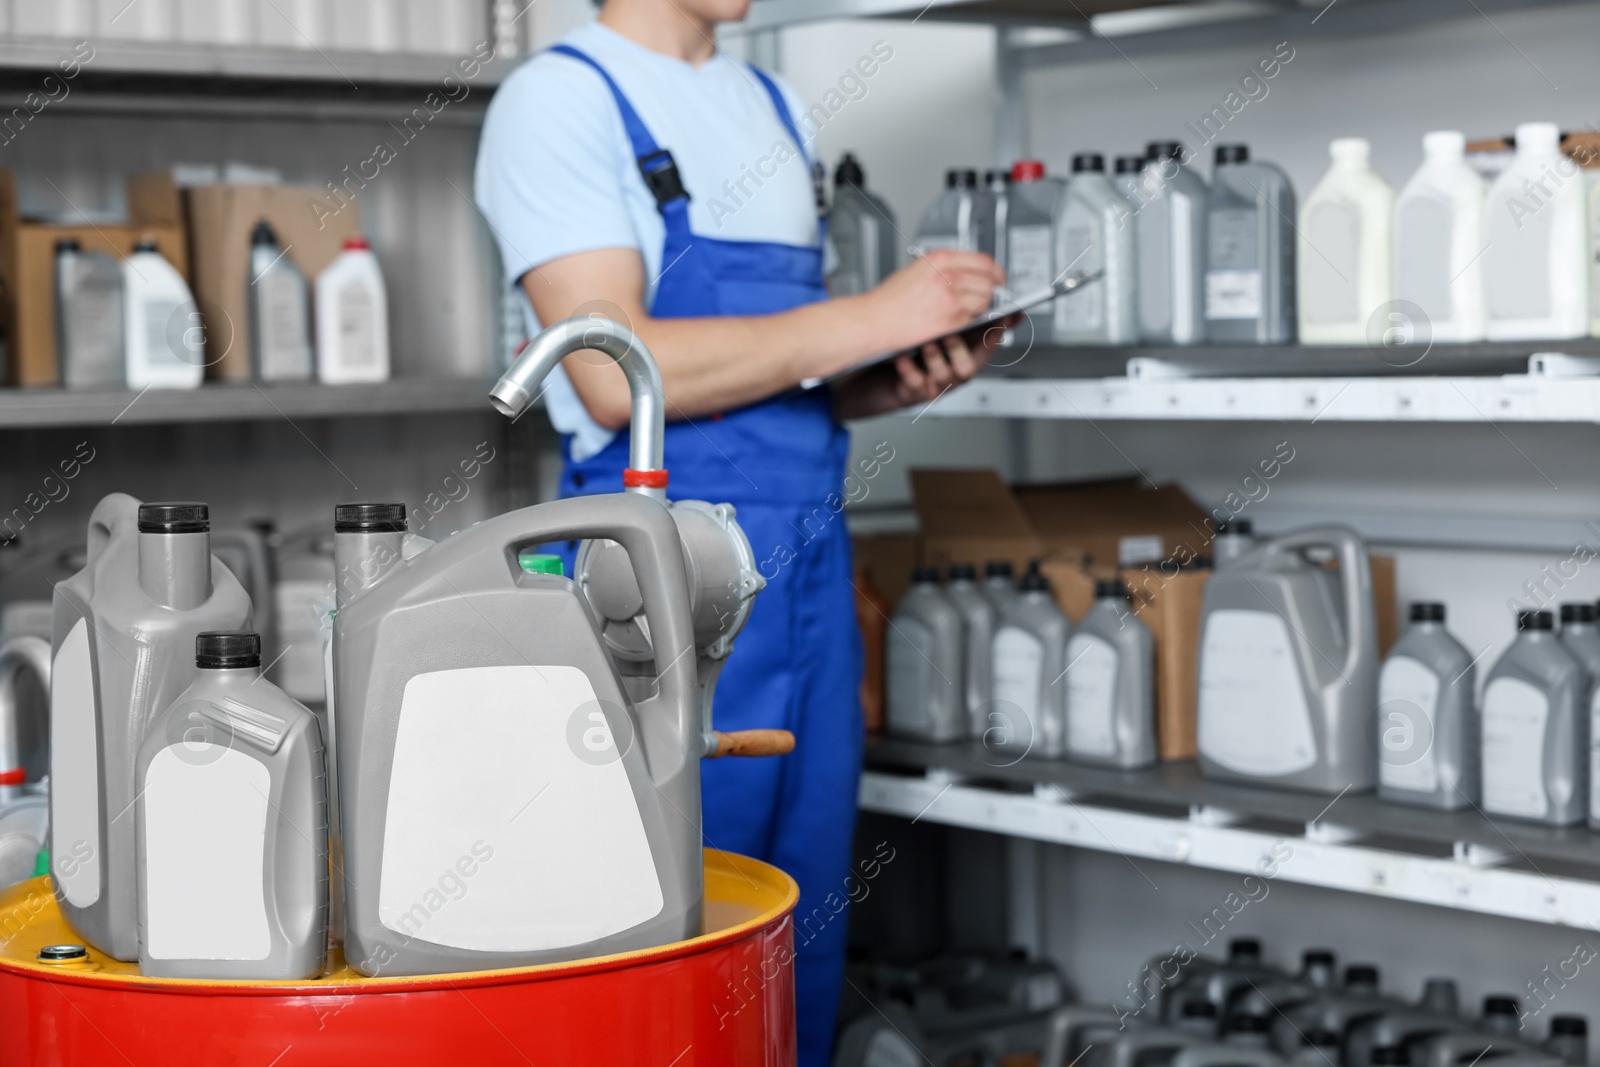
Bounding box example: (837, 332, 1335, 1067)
(1303, 949, 1336, 967)
(196, 631, 261, 670)
(947, 168, 979, 189)
(250, 219, 278, 246)
(948, 563, 977, 581)
(835, 152, 865, 187)
(38, 944, 88, 961)
(133, 238, 160, 253)
(335, 502, 407, 534)
(1095, 578, 1128, 600)
(1484, 995, 1520, 1016)
(1215, 144, 1250, 165)
(1561, 602, 1595, 624)
(1072, 152, 1105, 174)
(986, 560, 1014, 579)
(1552, 1016, 1588, 1037)
(1114, 155, 1146, 174)
(1227, 1014, 1271, 1034)
(138, 502, 209, 534)
(54, 237, 81, 253)
(984, 168, 1010, 186)
(1304, 1030, 1340, 1048)
(1372, 1047, 1410, 1066)
(1410, 602, 1446, 623)
(1519, 610, 1554, 631)
(1345, 964, 1380, 987)
(1018, 560, 1051, 593)
(1182, 1000, 1218, 1018)
(1146, 141, 1185, 162)
(911, 566, 941, 584)
(1215, 518, 1253, 536)
(1230, 937, 1261, 962)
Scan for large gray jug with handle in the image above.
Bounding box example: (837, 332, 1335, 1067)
(1197, 524, 1378, 793)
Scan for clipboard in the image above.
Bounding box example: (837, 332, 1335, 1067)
(801, 268, 1103, 389)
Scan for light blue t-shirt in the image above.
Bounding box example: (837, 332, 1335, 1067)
(474, 21, 820, 460)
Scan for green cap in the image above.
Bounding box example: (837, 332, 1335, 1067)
(33, 847, 48, 879)
(518, 550, 564, 576)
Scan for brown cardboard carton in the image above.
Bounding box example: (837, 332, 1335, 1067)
(0, 168, 188, 386)
(909, 468, 1041, 576)
(184, 183, 361, 380)
(853, 532, 919, 608)
(1013, 478, 1212, 570)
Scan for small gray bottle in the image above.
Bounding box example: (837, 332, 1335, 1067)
(887, 567, 966, 742)
(826, 153, 898, 298)
(1482, 611, 1588, 826)
(990, 563, 1070, 759)
(1561, 602, 1600, 696)
(1065, 579, 1155, 769)
(248, 220, 313, 381)
(945, 564, 996, 740)
(1211, 518, 1256, 570)
(1206, 144, 1297, 344)
(1545, 1016, 1588, 1067)
(1137, 141, 1209, 346)
(54, 238, 125, 387)
(1113, 155, 1147, 208)
(916, 168, 991, 255)
(1378, 602, 1478, 810)
(136, 631, 327, 979)
(982, 560, 1019, 616)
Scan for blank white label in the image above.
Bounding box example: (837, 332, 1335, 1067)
(51, 618, 100, 908)
(1482, 675, 1549, 819)
(1066, 633, 1118, 758)
(1302, 199, 1360, 326)
(1007, 224, 1054, 295)
(887, 618, 935, 734)
(337, 283, 377, 367)
(992, 626, 1044, 750)
(144, 744, 272, 961)
(1206, 269, 1263, 320)
(1198, 610, 1317, 776)
(380, 666, 663, 952)
(1378, 655, 1441, 793)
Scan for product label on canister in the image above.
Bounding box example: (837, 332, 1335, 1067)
(886, 618, 935, 735)
(1395, 195, 1455, 324)
(991, 626, 1044, 752)
(1198, 610, 1317, 776)
(338, 283, 377, 367)
(1054, 201, 1104, 333)
(1378, 655, 1441, 793)
(1301, 198, 1360, 326)
(1007, 224, 1054, 294)
(1484, 191, 1554, 322)
(1482, 675, 1550, 819)
(1206, 270, 1263, 320)
(1065, 633, 1118, 758)
(1207, 205, 1261, 320)
(51, 617, 101, 908)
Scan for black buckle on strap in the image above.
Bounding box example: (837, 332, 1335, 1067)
(638, 148, 689, 209)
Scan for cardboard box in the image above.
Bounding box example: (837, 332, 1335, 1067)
(909, 469, 1042, 576)
(1013, 477, 1213, 570)
(0, 168, 189, 386)
(853, 533, 919, 607)
(184, 183, 361, 380)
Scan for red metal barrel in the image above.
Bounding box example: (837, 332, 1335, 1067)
(0, 849, 796, 1066)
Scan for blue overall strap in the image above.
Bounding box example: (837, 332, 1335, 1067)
(747, 66, 810, 166)
(550, 43, 688, 209)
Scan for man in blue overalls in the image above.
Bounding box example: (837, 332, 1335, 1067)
(475, 2, 1003, 1061)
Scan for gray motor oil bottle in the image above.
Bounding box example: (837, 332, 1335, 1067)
(826, 153, 898, 298)
(1206, 144, 1297, 345)
(336, 489, 709, 976)
(887, 566, 966, 743)
(1114, 155, 1147, 208)
(1272, 963, 1390, 1056)
(1041, 1006, 1148, 1067)
(1561, 602, 1600, 699)
(1065, 579, 1156, 768)
(54, 238, 125, 388)
(1055, 152, 1139, 345)
(987, 168, 1011, 274)
(1482, 611, 1588, 825)
(946, 564, 996, 740)
(1345, 1005, 1457, 1067)
(991, 563, 1070, 759)
(1212, 518, 1256, 570)
(1137, 141, 1209, 346)
(1378, 602, 1478, 810)
(1170, 1042, 1283, 1067)
(1546, 1016, 1588, 1067)
(1005, 160, 1067, 343)
(1097, 1029, 1204, 1067)
(917, 168, 992, 255)
(983, 559, 1019, 616)
(248, 220, 313, 381)
(135, 631, 327, 979)
(1198, 524, 1378, 793)
(50, 496, 252, 960)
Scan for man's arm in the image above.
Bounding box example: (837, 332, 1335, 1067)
(520, 247, 1002, 429)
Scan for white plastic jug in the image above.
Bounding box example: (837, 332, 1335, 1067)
(315, 236, 390, 384)
(1483, 122, 1589, 341)
(1393, 131, 1486, 343)
(124, 240, 204, 390)
(1298, 139, 1394, 345)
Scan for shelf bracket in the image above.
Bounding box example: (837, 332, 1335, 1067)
(1305, 820, 1365, 845)
(1529, 351, 1600, 378)
(1189, 804, 1240, 827)
(1453, 841, 1511, 868)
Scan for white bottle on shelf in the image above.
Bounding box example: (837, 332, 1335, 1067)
(123, 240, 205, 390)
(1483, 122, 1589, 341)
(315, 236, 391, 384)
(1393, 131, 1487, 343)
(1298, 138, 1394, 345)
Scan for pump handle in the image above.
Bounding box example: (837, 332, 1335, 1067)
(1266, 524, 1375, 685)
(0, 635, 50, 801)
(85, 493, 140, 566)
(709, 729, 795, 758)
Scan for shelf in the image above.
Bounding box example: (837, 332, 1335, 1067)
(0, 378, 499, 429)
(919, 372, 1600, 423)
(861, 737, 1600, 926)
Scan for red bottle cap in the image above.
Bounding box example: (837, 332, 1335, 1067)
(622, 468, 669, 489)
(1009, 160, 1046, 182)
(343, 236, 370, 250)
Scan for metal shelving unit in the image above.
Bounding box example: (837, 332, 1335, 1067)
(863, 738, 1600, 927)
(0, 378, 498, 429)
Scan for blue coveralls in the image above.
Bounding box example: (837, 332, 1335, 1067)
(548, 45, 865, 1067)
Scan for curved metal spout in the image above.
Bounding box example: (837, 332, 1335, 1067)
(490, 316, 667, 500)
(0, 635, 50, 803)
